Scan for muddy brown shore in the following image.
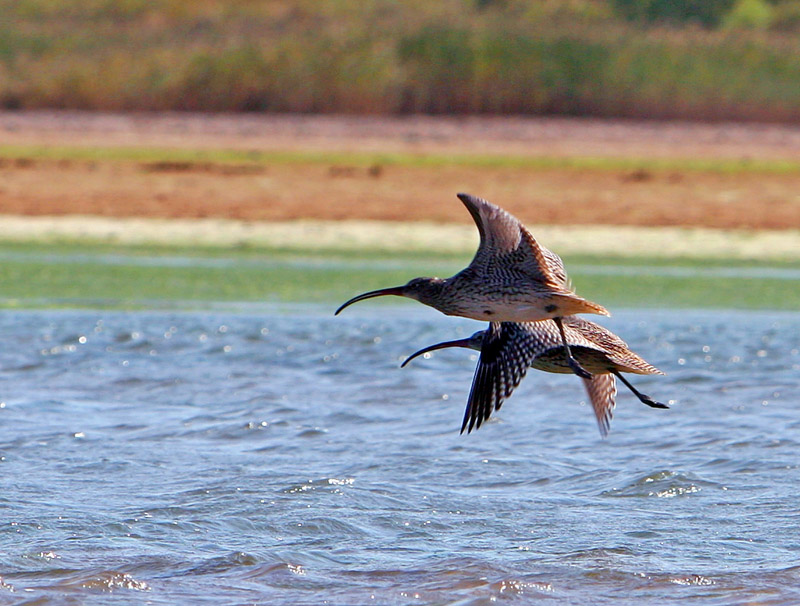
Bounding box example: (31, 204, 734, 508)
(1, 111, 799, 231)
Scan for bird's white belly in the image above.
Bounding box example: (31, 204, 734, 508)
(454, 300, 561, 322)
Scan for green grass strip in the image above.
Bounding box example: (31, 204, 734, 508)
(2, 143, 800, 174)
(0, 243, 798, 311)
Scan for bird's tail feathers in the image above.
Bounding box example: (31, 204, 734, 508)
(554, 293, 610, 318)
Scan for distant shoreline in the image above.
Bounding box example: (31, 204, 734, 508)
(2, 111, 798, 233)
(4, 111, 800, 161)
(1, 215, 798, 261)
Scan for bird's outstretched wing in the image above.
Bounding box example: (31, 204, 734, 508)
(564, 316, 663, 376)
(461, 322, 542, 434)
(581, 374, 617, 438)
(457, 193, 563, 287)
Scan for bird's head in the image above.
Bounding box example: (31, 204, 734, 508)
(400, 329, 485, 367)
(400, 276, 445, 303)
(335, 277, 444, 315)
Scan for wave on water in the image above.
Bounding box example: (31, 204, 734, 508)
(3, 568, 149, 594)
(600, 470, 726, 499)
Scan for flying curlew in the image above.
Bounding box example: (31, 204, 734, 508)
(336, 193, 609, 379)
(402, 317, 668, 436)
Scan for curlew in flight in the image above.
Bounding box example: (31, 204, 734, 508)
(336, 193, 608, 379)
(402, 317, 668, 436)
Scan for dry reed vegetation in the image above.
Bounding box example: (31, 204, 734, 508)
(2, 0, 800, 120)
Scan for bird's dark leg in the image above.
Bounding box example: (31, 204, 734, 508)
(553, 317, 592, 380)
(613, 371, 669, 409)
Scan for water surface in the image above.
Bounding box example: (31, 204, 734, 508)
(1, 307, 799, 604)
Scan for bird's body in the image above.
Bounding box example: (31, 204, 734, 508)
(403, 269, 606, 323)
(336, 193, 608, 378)
(402, 316, 667, 436)
(522, 317, 661, 376)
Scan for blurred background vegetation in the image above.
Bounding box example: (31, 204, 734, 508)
(1, 0, 800, 120)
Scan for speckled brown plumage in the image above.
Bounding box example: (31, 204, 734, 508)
(403, 317, 666, 436)
(336, 193, 608, 323)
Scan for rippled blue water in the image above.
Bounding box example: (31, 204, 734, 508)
(1, 306, 799, 605)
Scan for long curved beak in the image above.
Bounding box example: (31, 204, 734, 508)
(401, 337, 473, 368)
(335, 286, 406, 315)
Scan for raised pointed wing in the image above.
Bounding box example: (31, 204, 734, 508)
(457, 193, 563, 287)
(541, 247, 570, 288)
(461, 322, 541, 434)
(581, 374, 617, 438)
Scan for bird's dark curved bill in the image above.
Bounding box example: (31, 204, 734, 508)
(400, 338, 473, 368)
(334, 286, 406, 315)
